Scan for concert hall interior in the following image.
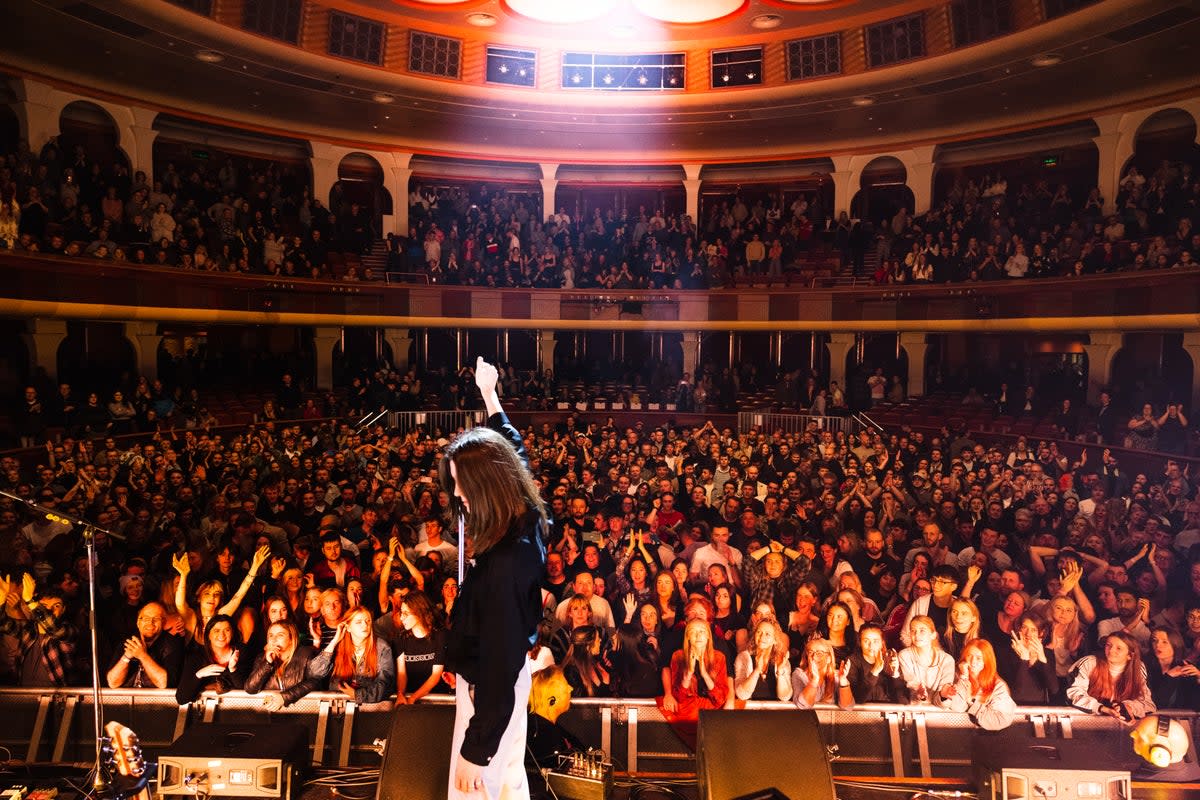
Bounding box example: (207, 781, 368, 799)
(1, 0, 1200, 799)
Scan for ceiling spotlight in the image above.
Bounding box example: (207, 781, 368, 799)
(852, 96, 875, 106)
(518, 68, 527, 77)
(751, 14, 783, 29)
(195, 50, 224, 63)
(1031, 53, 1062, 67)
(466, 12, 498, 27)
(668, 75, 678, 85)
(372, 92, 395, 104)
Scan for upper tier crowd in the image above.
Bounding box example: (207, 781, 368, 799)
(1, 135, 1197, 289)
(1, 362, 1198, 732)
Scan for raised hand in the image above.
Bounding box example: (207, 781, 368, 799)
(0, 575, 10, 605)
(228, 650, 239, 673)
(21, 573, 35, 604)
(250, 545, 271, 574)
(172, 552, 190, 577)
(474, 356, 499, 397)
(270, 557, 287, 580)
(965, 564, 982, 585)
(622, 593, 636, 620)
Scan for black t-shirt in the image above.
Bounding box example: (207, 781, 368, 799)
(396, 629, 445, 694)
(926, 599, 950, 639)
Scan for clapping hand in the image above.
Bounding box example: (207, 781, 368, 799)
(1166, 662, 1200, 679)
(1010, 630, 1030, 662)
(21, 573, 36, 604)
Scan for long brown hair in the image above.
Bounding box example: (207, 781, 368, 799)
(332, 607, 380, 681)
(440, 426, 545, 554)
(1087, 631, 1147, 704)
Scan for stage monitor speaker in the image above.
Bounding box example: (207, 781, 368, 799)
(972, 731, 1134, 800)
(157, 723, 308, 798)
(696, 709, 834, 800)
(375, 703, 457, 800)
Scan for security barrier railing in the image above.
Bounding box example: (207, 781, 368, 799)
(736, 412, 865, 438)
(383, 410, 486, 436)
(1, 688, 1189, 779)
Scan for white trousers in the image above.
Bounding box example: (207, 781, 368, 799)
(447, 660, 532, 800)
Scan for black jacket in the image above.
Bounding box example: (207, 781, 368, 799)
(244, 645, 321, 706)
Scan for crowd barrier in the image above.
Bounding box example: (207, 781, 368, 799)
(383, 410, 486, 436)
(1, 687, 1189, 779)
(736, 412, 867, 438)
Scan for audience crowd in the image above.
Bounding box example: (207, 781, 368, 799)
(862, 164, 1200, 284)
(1, 360, 1198, 734)
(6, 133, 1195, 292)
(0, 137, 373, 280)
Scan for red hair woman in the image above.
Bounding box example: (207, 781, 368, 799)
(941, 639, 1016, 729)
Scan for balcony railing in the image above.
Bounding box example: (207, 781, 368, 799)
(0, 252, 1197, 331)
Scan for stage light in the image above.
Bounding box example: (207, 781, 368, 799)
(632, 0, 742, 24)
(506, 0, 617, 24)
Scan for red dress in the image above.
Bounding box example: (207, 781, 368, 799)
(656, 649, 730, 750)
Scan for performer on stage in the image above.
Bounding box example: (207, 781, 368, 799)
(442, 356, 547, 798)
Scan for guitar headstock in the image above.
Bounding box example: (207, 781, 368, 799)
(104, 720, 145, 780)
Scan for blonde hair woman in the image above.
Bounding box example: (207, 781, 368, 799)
(792, 637, 840, 708)
(734, 618, 792, 701)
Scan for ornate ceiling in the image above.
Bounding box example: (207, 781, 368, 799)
(2, 0, 1198, 163)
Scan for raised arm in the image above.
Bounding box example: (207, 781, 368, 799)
(218, 546, 270, 617)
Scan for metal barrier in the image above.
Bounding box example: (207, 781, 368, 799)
(383, 410, 485, 436)
(737, 412, 864, 438)
(2, 688, 1186, 778)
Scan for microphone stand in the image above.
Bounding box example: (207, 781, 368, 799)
(0, 490, 114, 793)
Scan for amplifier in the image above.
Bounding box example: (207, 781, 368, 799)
(544, 750, 612, 800)
(158, 724, 308, 798)
(973, 732, 1134, 800)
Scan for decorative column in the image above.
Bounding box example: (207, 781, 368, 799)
(22, 319, 67, 383)
(539, 163, 559, 222)
(383, 328, 413, 372)
(827, 333, 857, 397)
(1081, 332, 1124, 405)
(682, 163, 702, 227)
(898, 332, 929, 397)
(383, 151, 413, 237)
(9, 77, 63, 153)
(1091, 113, 1128, 217)
(829, 155, 855, 219)
(123, 321, 161, 382)
(681, 331, 700, 379)
(312, 327, 342, 391)
(128, 107, 159, 184)
(1181, 332, 1200, 416)
(309, 142, 342, 210)
(538, 330, 556, 374)
(904, 145, 937, 216)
